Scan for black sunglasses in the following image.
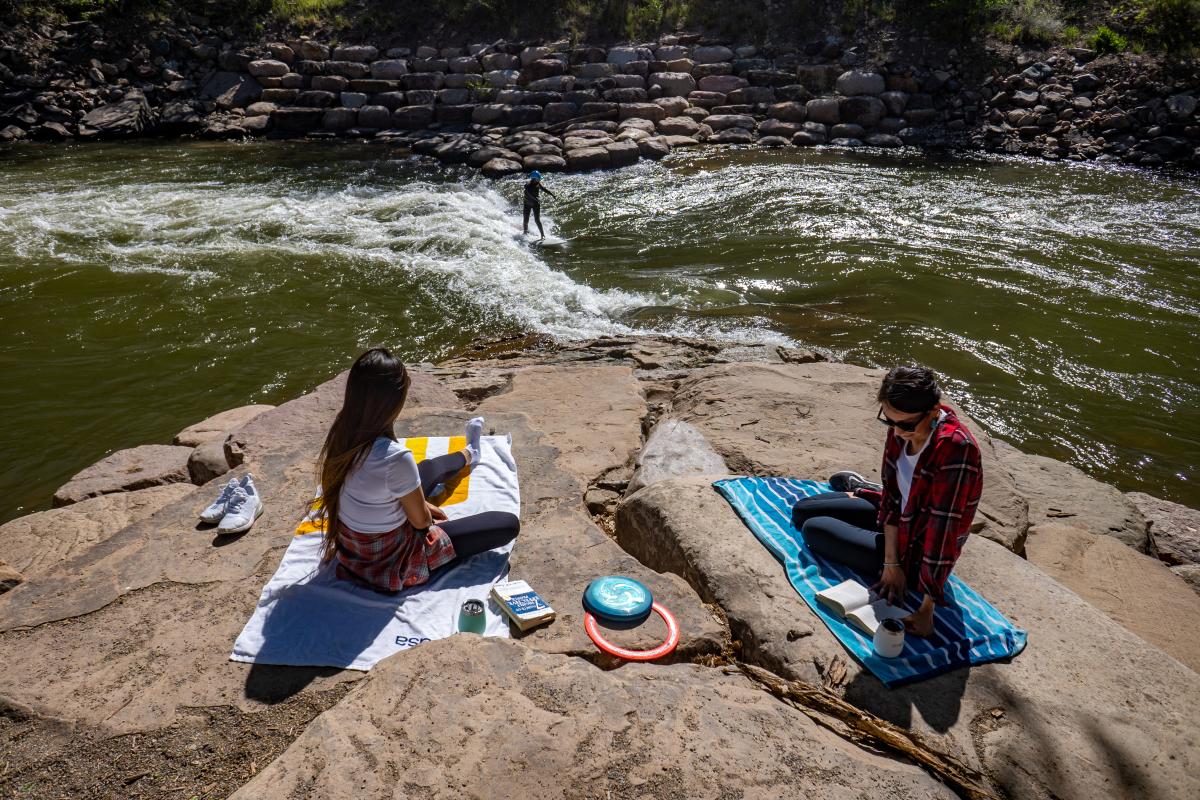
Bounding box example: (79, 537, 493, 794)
(877, 406, 926, 432)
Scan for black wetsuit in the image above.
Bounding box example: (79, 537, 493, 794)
(522, 180, 555, 236)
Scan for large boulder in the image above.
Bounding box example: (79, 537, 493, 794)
(174, 405, 276, 447)
(79, 91, 155, 137)
(369, 59, 408, 79)
(647, 71, 696, 97)
(697, 74, 748, 94)
(201, 73, 263, 109)
(703, 113, 755, 132)
(565, 146, 610, 171)
(1024, 522, 1200, 670)
(841, 96, 886, 128)
(618, 102, 665, 122)
(836, 70, 886, 96)
(188, 439, 234, 484)
(53, 445, 194, 506)
(1126, 491, 1200, 566)
(668, 363, 1028, 551)
(625, 419, 726, 497)
(992, 440, 1147, 551)
(657, 116, 700, 136)
(481, 157, 524, 178)
(229, 637, 958, 800)
(616, 476, 1200, 800)
(692, 45, 734, 64)
(806, 97, 840, 125)
(0, 484, 194, 578)
(248, 59, 289, 78)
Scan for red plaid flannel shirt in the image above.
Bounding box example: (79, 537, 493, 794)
(335, 520, 456, 592)
(874, 406, 982, 604)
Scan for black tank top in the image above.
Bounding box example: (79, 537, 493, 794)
(524, 180, 540, 206)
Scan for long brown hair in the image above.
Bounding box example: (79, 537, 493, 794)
(317, 347, 411, 562)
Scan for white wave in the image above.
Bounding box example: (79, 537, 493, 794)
(0, 178, 671, 340)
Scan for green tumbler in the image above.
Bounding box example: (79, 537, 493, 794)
(458, 599, 486, 634)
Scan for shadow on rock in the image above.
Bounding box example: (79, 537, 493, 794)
(245, 662, 344, 704)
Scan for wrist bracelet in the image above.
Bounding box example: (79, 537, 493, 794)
(882, 562, 902, 568)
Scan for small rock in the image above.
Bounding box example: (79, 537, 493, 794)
(188, 440, 232, 485)
(0, 562, 23, 594)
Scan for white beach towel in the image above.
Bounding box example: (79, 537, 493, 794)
(231, 434, 519, 670)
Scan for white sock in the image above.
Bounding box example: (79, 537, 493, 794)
(465, 416, 484, 465)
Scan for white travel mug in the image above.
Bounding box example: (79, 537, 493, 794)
(873, 617, 905, 658)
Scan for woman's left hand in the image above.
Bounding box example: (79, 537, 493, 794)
(427, 502, 447, 522)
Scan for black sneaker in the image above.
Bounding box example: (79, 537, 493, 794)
(828, 470, 882, 493)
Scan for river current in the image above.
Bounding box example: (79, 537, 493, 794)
(1, 141, 1197, 522)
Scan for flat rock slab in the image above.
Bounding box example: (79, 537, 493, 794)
(617, 476, 1200, 800)
(0, 484, 195, 577)
(477, 364, 645, 485)
(230, 636, 957, 800)
(670, 362, 1029, 552)
(1024, 522, 1200, 670)
(993, 439, 1147, 551)
(53, 444, 194, 506)
(173, 404, 276, 447)
(1126, 490, 1200, 566)
(397, 411, 727, 660)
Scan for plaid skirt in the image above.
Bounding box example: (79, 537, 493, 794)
(335, 520, 457, 592)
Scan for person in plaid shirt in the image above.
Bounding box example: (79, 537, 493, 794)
(316, 347, 520, 593)
(792, 365, 983, 636)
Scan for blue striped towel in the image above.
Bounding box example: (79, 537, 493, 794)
(714, 477, 1027, 686)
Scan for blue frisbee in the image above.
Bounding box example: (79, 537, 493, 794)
(583, 575, 653, 628)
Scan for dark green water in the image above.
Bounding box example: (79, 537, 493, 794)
(1, 141, 1197, 523)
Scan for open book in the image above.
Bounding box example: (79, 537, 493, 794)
(815, 579, 908, 637)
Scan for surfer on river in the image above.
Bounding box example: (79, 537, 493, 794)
(522, 170, 558, 241)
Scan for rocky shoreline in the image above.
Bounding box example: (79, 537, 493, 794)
(1, 16, 1198, 172)
(2, 334, 1199, 799)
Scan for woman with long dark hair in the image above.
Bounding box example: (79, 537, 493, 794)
(791, 365, 983, 636)
(317, 347, 519, 592)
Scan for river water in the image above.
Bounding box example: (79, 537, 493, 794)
(1, 141, 1197, 523)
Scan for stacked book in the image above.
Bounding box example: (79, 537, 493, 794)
(491, 579, 556, 631)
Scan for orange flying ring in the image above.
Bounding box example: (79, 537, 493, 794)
(584, 601, 680, 661)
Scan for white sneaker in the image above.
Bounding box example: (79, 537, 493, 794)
(218, 484, 264, 534)
(199, 477, 239, 524)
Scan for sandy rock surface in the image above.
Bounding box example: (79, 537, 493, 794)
(52, 444, 194, 506)
(994, 439, 1148, 551)
(0, 483, 195, 577)
(230, 636, 956, 800)
(1024, 522, 1200, 669)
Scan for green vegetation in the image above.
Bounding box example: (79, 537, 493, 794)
(1089, 22, 1129, 50)
(1, 0, 1195, 56)
(270, 0, 349, 26)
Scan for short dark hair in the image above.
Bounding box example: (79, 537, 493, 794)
(877, 365, 941, 413)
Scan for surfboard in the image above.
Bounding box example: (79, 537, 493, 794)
(519, 233, 569, 247)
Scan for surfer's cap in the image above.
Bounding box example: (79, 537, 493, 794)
(529, 170, 542, 180)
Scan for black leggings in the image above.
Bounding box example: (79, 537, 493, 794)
(792, 493, 884, 576)
(522, 203, 543, 236)
(418, 452, 520, 561)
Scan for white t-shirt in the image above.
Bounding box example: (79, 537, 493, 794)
(896, 411, 945, 513)
(337, 437, 422, 533)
